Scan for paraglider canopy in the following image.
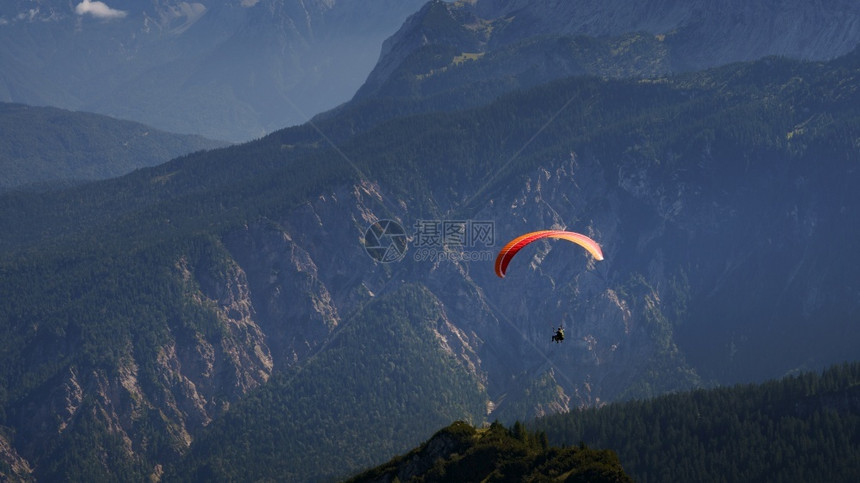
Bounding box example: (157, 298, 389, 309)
(494, 230, 603, 278)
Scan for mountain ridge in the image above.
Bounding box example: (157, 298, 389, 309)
(356, 0, 860, 104)
(345, 420, 632, 483)
(0, 102, 228, 191)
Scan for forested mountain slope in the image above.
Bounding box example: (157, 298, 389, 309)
(347, 420, 632, 483)
(0, 102, 227, 191)
(532, 362, 860, 482)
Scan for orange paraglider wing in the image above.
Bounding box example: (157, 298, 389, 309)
(494, 230, 604, 278)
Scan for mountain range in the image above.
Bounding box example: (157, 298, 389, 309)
(1, 0, 860, 481)
(5, 0, 860, 143)
(0, 0, 426, 142)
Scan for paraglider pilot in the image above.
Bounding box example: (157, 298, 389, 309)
(552, 326, 565, 343)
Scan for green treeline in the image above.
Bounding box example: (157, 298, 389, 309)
(348, 420, 632, 483)
(532, 362, 860, 482)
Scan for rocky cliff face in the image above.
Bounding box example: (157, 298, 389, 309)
(179, 149, 699, 428)
(474, 0, 860, 57)
(3, 244, 278, 479)
(468, 0, 860, 60)
(0, 431, 31, 482)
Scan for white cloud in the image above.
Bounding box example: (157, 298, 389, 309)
(17, 9, 40, 22)
(75, 0, 128, 20)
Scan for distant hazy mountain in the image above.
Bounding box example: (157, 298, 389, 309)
(357, 0, 860, 102)
(0, 102, 227, 191)
(0, 0, 426, 142)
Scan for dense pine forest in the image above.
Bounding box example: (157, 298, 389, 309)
(532, 362, 860, 482)
(346, 420, 632, 483)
